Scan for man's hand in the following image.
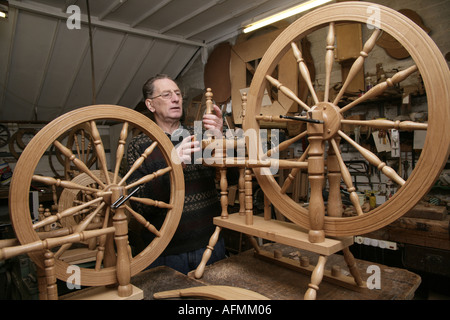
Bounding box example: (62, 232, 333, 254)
(202, 104, 223, 138)
(174, 135, 200, 166)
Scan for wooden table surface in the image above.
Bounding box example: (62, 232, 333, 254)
(131, 243, 421, 300)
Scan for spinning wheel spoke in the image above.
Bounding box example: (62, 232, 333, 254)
(329, 138, 363, 216)
(265, 75, 311, 111)
(340, 117, 427, 131)
(333, 28, 381, 105)
(338, 130, 405, 186)
(54, 140, 106, 189)
(54, 202, 106, 258)
(32, 175, 102, 194)
(125, 166, 172, 190)
(280, 145, 310, 194)
(32, 197, 103, 230)
(113, 122, 129, 184)
(129, 196, 173, 209)
(264, 130, 308, 158)
(124, 204, 161, 237)
(324, 22, 335, 102)
(89, 121, 111, 185)
(118, 141, 159, 186)
(292, 41, 319, 105)
(340, 65, 418, 114)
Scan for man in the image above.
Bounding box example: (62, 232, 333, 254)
(127, 74, 234, 274)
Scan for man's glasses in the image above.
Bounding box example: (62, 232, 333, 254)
(149, 90, 182, 100)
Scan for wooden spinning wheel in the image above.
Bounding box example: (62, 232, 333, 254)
(243, 2, 450, 238)
(7, 105, 184, 288)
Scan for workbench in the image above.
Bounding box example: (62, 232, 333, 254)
(129, 243, 421, 300)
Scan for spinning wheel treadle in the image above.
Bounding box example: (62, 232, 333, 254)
(7, 105, 184, 288)
(243, 1, 450, 238)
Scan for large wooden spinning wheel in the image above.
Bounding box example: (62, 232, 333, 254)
(243, 2, 450, 238)
(8, 105, 184, 287)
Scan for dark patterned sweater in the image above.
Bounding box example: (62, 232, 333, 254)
(126, 126, 236, 256)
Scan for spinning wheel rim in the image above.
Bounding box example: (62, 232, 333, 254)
(244, 2, 450, 237)
(9, 105, 185, 286)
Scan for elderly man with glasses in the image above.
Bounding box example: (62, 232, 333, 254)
(126, 74, 237, 275)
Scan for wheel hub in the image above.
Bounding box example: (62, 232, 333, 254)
(310, 102, 342, 140)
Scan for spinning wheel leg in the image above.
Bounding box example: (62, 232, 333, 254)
(194, 226, 222, 279)
(304, 255, 327, 300)
(342, 247, 364, 288)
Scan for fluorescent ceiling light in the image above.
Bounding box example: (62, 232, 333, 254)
(243, 0, 333, 33)
(0, 11, 6, 18)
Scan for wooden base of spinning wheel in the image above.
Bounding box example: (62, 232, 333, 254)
(212, 214, 365, 300)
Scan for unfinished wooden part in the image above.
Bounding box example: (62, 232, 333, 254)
(243, 1, 450, 238)
(60, 285, 144, 300)
(214, 213, 353, 256)
(230, 27, 298, 125)
(154, 285, 270, 300)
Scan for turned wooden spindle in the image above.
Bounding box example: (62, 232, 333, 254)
(264, 194, 271, 220)
(219, 168, 229, 219)
(304, 255, 327, 300)
(44, 208, 51, 232)
(194, 226, 221, 279)
(32, 197, 103, 230)
(265, 75, 310, 111)
(340, 65, 418, 114)
(111, 187, 133, 297)
(36, 266, 48, 300)
(291, 42, 319, 105)
(118, 141, 158, 186)
(44, 250, 58, 300)
(241, 91, 247, 124)
(264, 130, 307, 158)
(125, 166, 172, 190)
(125, 205, 161, 237)
(244, 169, 253, 225)
(89, 121, 111, 185)
(307, 109, 325, 243)
(238, 168, 245, 216)
(113, 121, 129, 184)
(204, 88, 215, 141)
(334, 28, 381, 105)
(205, 88, 213, 115)
(326, 138, 343, 217)
(340, 118, 427, 131)
(330, 138, 363, 216)
(280, 145, 309, 194)
(54, 140, 106, 188)
(338, 130, 405, 186)
(324, 22, 335, 102)
(54, 202, 105, 259)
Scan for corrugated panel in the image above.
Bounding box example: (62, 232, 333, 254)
(0, 0, 305, 122)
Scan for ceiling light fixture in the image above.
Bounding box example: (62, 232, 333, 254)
(0, 0, 8, 19)
(243, 0, 333, 33)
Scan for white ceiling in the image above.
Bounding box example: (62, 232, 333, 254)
(0, 0, 309, 122)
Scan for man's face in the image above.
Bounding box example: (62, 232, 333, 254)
(146, 78, 183, 123)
